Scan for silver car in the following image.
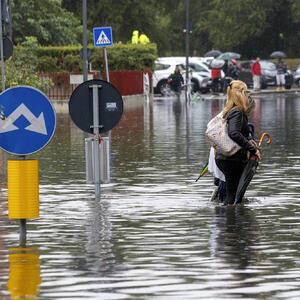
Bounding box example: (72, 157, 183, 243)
(294, 65, 300, 87)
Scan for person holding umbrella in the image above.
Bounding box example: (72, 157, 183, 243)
(276, 58, 287, 91)
(215, 80, 261, 205)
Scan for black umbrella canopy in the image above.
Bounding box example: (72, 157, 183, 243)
(270, 51, 287, 58)
(204, 49, 222, 58)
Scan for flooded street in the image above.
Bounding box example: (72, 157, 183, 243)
(1, 92, 300, 299)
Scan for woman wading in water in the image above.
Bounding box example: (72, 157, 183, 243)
(215, 80, 261, 205)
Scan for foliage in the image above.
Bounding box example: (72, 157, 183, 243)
(11, 0, 82, 46)
(9, 0, 300, 59)
(90, 43, 157, 72)
(15, 43, 157, 73)
(62, 0, 176, 55)
(62, 0, 300, 58)
(2, 37, 52, 93)
(37, 56, 60, 72)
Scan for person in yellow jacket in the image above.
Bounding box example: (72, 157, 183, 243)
(139, 32, 150, 44)
(131, 30, 139, 44)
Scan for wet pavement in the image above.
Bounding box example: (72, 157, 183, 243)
(0, 91, 300, 299)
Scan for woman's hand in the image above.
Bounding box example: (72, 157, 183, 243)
(255, 149, 261, 161)
(249, 139, 258, 147)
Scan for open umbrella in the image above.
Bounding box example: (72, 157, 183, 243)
(230, 58, 243, 72)
(204, 50, 222, 58)
(217, 52, 241, 60)
(270, 51, 287, 59)
(210, 58, 225, 69)
(233, 133, 271, 205)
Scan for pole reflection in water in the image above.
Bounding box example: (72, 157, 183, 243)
(84, 198, 120, 275)
(7, 247, 41, 298)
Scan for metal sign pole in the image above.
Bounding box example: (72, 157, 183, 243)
(103, 47, 112, 140)
(82, 0, 88, 82)
(185, 0, 190, 104)
(0, 0, 5, 91)
(91, 84, 101, 197)
(104, 47, 110, 82)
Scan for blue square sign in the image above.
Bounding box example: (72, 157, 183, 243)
(93, 27, 113, 47)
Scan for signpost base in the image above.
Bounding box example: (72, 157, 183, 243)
(19, 219, 26, 245)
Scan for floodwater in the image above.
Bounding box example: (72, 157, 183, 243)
(1, 91, 300, 299)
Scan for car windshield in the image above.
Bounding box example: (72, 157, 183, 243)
(260, 61, 276, 71)
(155, 63, 171, 71)
(189, 63, 207, 72)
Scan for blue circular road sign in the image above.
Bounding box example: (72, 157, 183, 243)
(0, 86, 56, 155)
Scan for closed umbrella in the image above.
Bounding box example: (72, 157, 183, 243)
(210, 59, 225, 69)
(204, 50, 222, 58)
(270, 51, 287, 58)
(195, 163, 208, 182)
(217, 52, 241, 60)
(233, 133, 271, 205)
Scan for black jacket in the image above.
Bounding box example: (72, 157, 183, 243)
(216, 108, 257, 161)
(168, 71, 184, 91)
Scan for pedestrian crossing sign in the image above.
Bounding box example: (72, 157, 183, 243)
(93, 27, 113, 47)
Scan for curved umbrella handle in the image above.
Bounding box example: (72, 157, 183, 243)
(258, 133, 271, 148)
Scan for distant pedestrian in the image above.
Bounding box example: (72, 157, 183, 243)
(276, 58, 287, 91)
(228, 64, 239, 80)
(251, 57, 262, 91)
(222, 60, 229, 92)
(168, 66, 184, 93)
(211, 68, 221, 93)
(139, 32, 150, 44)
(131, 30, 139, 44)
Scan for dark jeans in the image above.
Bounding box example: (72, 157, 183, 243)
(214, 178, 226, 203)
(212, 78, 220, 92)
(215, 159, 246, 205)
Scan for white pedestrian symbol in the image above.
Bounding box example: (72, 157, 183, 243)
(96, 31, 110, 45)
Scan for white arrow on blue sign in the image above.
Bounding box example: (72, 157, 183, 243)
(0, 86, 56, 155)
(93, 27, 113, 47)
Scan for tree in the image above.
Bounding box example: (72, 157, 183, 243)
(191, 0, 299, 58)
(11, 0, 82, 45)
(3, 37, 52, 93)
(62, 0, 178, 55)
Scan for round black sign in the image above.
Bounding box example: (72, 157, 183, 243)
(69, 79, 123, 134)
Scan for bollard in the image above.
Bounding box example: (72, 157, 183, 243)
(7, 160, 39, 243)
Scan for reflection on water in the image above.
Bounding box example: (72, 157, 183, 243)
(7, 247, 41, 298)
(0, 93, 300, 299)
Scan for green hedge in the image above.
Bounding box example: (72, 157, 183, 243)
(32, 43, 157, 73)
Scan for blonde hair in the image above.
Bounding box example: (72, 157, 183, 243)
(222, 80, 248, 117)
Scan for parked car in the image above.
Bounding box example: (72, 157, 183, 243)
(153, 57, 211, 95)
(294, 65, 300, 87)
(239, 60, 294, 89)
(153, 58, 186, 95)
